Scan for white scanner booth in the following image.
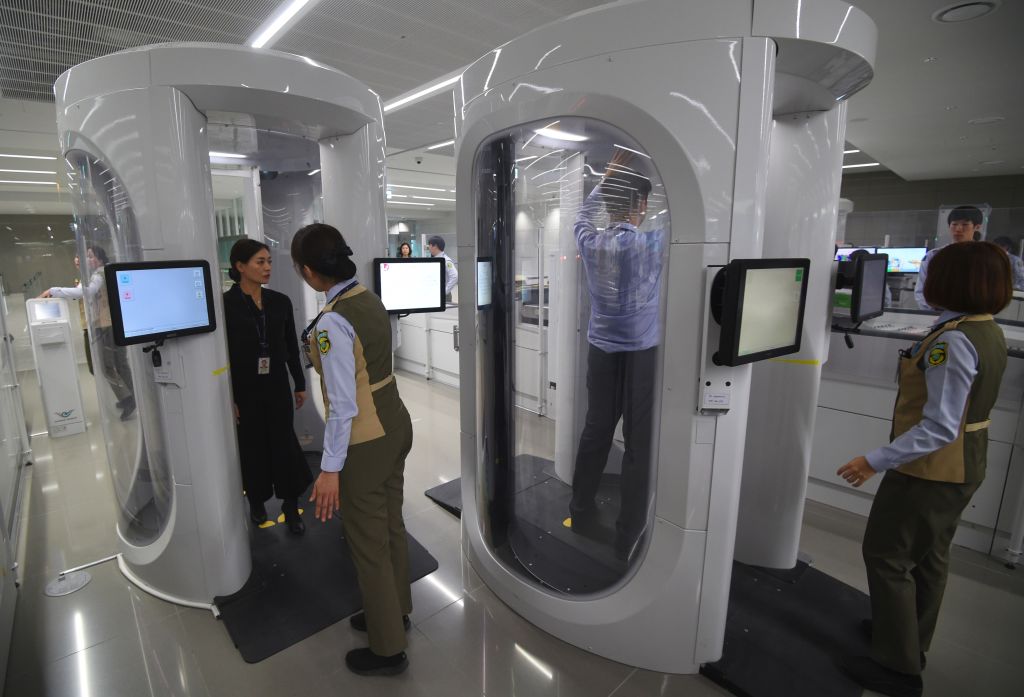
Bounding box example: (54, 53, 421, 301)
(55, 43, 387, 607)
(456, 0, 875, 673)
(26, 298, 86, 437)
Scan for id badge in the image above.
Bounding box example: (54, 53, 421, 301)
(257, 357, 271, 375)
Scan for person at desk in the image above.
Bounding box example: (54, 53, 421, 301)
(223, 239, 311, 534)
(915, 205, 984, 310)
(836, 241, 1011, 697)
(42, 245, 135, 420)
(294, 223, 414, 676)
(427, 235, 458, 297)
(568, 148, 666, 562)
(991, 236, 1024, 290)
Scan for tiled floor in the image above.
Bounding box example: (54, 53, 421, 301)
(4, 367, 1023, 696)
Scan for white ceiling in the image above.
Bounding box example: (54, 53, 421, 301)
(0, 0, 1021, 218)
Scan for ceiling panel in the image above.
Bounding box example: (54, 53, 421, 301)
(0, 0, 279, 100)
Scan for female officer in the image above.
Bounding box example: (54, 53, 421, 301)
(292, 223, 414, 677)
(223, 239, 310, 534)
(837, 241, 1011, 697)
(397, 241, 413, 258)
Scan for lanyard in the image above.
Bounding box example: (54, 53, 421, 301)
(302, 280, 358, 346)
(243, 292, 270, 356)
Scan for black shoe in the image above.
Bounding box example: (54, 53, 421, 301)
(249, 500, 268, 525)
(839, 655, 922, 697)
(860, 620, 926, 669)
(350, 612, 411, 632)
(569, 508, 602, 537)
(345, 647, 408, 676)
(284, 508, 305, 535)
(119, 399, 136, 421)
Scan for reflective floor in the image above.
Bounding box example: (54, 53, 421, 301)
(5, 366, 1024, 697)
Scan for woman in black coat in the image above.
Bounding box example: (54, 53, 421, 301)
(224, 239, 312, 534)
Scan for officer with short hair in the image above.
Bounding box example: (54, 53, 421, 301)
(427, 235, 458, 298)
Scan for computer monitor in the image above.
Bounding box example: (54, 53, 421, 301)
(105, 260, 217, 346)
(372, 258, 446, 314)
(29, 301, 64, 321)
(711, 258, 811, 367)
(834, 253, 888, 322)
(477, 258, 493, 308)
(877, 247, 928, 273)
(834, 246, 876, 261)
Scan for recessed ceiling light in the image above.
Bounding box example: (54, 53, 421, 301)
(968, 116, 1005, 125)
(923, 57, 938, 63)
(933, 2, 1000, 23)
(980, 159, 1005, 165)
(534, 127, 587, 142)
(944, 105, 957, 111)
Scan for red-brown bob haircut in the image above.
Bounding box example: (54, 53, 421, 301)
(924, 241, 1012, 314)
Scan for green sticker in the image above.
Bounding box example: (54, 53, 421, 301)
(795, 269, 804, 282)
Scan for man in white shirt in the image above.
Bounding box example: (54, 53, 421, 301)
(427, 236, 458, 298)
(915, 206, 983, 310)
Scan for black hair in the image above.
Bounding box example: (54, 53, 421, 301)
(427, 235, 446, 252)
(603, 167, 652, 219)
(947, 205, 983, 227)
(228, 239, 270, 282)
(87, 245, 109, 265)
(398, 241, 413, 257)
(291, 223, 357, 281)
(992, 236, 1015, 252)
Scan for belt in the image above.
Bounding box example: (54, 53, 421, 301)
(965, 420, 991, 433)
(370, 374, 394, 393)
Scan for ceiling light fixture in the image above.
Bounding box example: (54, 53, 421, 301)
(383, 75, 462, 113)
(209, 151, 247, 159)
(425, 140, 455, 151)
(843, 149, 860, 154)
(249, 0, 316, 49)
(387, 200, 434, 207)
(411, 195, 456, 202)
(0, 168, 56, 175)
(0, 179, 58, 185)
(0, 153, 57, 160)
(534, 127, 587, 142)
(388, 184, 447, 192)
(841, 162, 881, 169)
(933, 2, 1000, 23)
(307, 169, 320, 175)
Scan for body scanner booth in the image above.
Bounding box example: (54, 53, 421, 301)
(55, 43, 387, 607)
(456, 0, 875, 673)
(26, 298, 86, 437)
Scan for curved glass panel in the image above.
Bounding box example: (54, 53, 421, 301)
(474, 117, 670, 594)
(65, 151, 173, 545)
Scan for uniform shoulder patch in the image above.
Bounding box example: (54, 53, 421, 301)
(927, 342, 947, 367)
(317, 329, 331, 355)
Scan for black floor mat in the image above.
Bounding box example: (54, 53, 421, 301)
(701, 561, 871, 697)
(214, 495, 439, 663)
(425, 478, 462, 517)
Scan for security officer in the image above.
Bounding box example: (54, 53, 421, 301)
(427, 235, 458, 298)
(292, 223, 414, 677)
(40, 254, 92, 374)
(915, 205, 984, 310)
(837, 241, 1011, 697)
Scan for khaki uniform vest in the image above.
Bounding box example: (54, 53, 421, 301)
(892, 314, 1006, 484)
(307, 284, 398, 446)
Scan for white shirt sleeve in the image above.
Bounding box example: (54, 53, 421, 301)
(865, 329, 979, 472)
(444, 255, 458, 294)
(316, 312, 359, 472)
(915, 251, 933, 310)
(48, 284, 83, 300)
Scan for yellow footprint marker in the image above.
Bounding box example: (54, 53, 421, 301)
(563, 517, 573, 528)
(276, 508, 305, 524)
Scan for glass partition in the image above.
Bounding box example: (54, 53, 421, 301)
(65, 152, 172, 546)
(474, 117, 670, 594)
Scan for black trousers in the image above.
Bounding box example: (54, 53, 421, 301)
(570, 344, 656, 540)
(94, 327, 133, 402)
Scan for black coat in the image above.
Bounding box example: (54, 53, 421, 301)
(223, 284, 312, 501)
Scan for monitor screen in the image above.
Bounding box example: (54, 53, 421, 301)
(835, 247, 876, 261)
(373, 258, 446, 314)
(30, 301, 63, 321)
(834, 253, 888, 322)
(477, 258, 493, 308)
(712, 258, 811, 366)
(105, 260, 216, 346)
(878, 247, 927, 273)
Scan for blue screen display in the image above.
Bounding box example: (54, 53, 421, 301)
(115, 266, 211, 338)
